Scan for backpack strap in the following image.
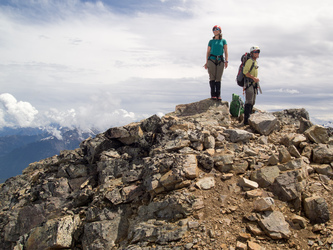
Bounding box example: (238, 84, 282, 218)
(249, 61, 255, 73)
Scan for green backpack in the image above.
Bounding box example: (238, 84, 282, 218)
(229, 94, 244, 117)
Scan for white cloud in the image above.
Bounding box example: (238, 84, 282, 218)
(266, 89, 300, 94)
(0, 93, 38, 127)
(0, 93, 144, 133)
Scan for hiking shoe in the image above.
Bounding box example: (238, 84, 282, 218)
(217, 97, 222, 101)
(211, 97, 217, 100)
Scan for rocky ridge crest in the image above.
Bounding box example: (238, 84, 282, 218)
(1, 99, 333, 249)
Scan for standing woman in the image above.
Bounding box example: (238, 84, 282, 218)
(243, 46, 260, 125)
(204, 25, 228, 100)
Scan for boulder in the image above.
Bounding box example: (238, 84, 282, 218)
(106, 122, 144, 145)
(250, 166, 280, 188)
(224, 129, 255, 142)
(313, 144, 333, 164)
(141, 114, 162, 133)
(174, 99, 229, 116)
(304, 125, 329, 144)
(258, 211, 291, 239)
(312, 164, 333, 177)
(270, 171, 302, 202)
(25, 215, 80, 250)
(249, 113, 280, 136)
(303, 196, 330, 224)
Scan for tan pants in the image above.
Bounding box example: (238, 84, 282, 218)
(245, 81, 257, 105)
(207, 60, 224, 81)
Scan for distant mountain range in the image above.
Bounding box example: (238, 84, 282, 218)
(0, 126, 97, 183)
(323, 121, 333, 128)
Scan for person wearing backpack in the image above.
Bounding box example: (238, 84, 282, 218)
(243, 46, 260, 125)
(204, 25, 228, 101)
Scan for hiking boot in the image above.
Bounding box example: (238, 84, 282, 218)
(217, 97, 222, 101)
(244, 104, 251, 125)
(211, 97, 217, 100)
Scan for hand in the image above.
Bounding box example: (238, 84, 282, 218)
(203, 63, 208, 69)
(253, 77, 259, 83)
(224, 61, 228, 69)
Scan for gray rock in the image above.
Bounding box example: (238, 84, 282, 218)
(288, 145, 301, 158)
(25, 215, 80, 250)
(197, 154, 214, 171)
(83, 221, 117, 249)
(224, 129, 255, 142)
(204, 135, 215, 149)
(270, 171, 302, 201)
(267, 154, 279, 166)
(292, 134, 307, 147)
(231, 160, 249, 174)
(250, 166, 280, 188)
(304, 125, 329, 144)
(141, 114, 162, 133)
(278, 146, 292, 163)
(299, 117, 313, 133)
(303, 196, 330, 224)
(214, 152, 234, 173)
(239, 178, 259, 189)
(183, 154, 199, 179)
(254, 197, 275, 212)
(258, 211, 291, 239)
(80, 133, 117, 164)
(106, 123, 144, 145)
(291, 215, 308, 229)
(130, 220, 188, 245)
(174, 99, 229, 116)
(313, 144, 333, 164)
(278, 158, 304, 171)
(249, 113, 280, 136)
(195, 176, 215, 190)
(312, 164, 333, 177)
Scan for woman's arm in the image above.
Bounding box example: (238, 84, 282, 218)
(245, 72, 259, 83)
(224, 44, 228, 68)
(204, 46, 211, 69)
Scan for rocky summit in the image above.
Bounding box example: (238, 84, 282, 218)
(1, 99, 333, 250)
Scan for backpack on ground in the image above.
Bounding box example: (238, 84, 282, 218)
(229, 93, 244, 117)
(236, 53, 254, 87)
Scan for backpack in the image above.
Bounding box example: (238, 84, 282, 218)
(229, 93, 244, 117)
(236, 53, 255, 87)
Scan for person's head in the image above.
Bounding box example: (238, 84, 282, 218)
(250, 46, 260, 58)
(212, 25, 222, 40)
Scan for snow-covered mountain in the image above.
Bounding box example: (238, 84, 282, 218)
(0, 126, 97, 183)
(323, 121, 333, 128)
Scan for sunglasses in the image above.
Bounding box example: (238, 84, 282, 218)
(213, 28, 221, 31)
(253, 50, 260, 53)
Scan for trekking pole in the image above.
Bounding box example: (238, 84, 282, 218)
(257, 82, 262, 94)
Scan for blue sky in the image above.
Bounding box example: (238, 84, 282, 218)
(0, 0, 332, 132)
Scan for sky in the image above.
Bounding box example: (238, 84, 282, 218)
(0, 0, 332, 133)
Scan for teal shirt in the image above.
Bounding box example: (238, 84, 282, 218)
(208, 39, 227, 60)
